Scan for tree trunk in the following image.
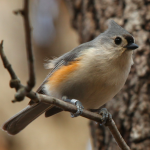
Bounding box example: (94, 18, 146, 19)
(65, 0, 150, 149)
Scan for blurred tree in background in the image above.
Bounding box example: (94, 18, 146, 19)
(65, 0, 150, 150)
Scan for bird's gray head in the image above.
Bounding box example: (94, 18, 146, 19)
(93, 20, 138, 55)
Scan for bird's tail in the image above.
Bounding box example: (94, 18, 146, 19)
(2, 102, 51, 135)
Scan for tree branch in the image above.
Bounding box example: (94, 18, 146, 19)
(106, 120, 130, 150)
(0, 41, 38, 103)
(38, 94, 131, 150)
(14, 0, 35, 92)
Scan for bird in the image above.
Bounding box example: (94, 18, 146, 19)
(2, 20, 138, 135)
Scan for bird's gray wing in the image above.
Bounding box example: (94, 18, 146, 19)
(35, 41, 92, 94)
(29, 41, 92, 104)
(34, 42, 93, 117)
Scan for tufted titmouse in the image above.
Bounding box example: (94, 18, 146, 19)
(2, 20, 138, 135)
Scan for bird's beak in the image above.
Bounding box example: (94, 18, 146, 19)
(125, 43, 139, 50)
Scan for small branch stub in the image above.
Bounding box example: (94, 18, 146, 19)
(13, 10, 24, 16)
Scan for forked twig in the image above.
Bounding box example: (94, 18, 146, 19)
(38, 94, 131, 150)
(7, 0, 36, 102)
(0, 41, 38, 102)
(14, 0, 35, 93)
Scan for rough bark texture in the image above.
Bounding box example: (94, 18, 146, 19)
(65, 0, 150, 150)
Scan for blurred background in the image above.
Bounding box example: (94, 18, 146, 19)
(0, 0, 91, 150)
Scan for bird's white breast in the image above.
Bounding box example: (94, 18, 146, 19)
(44, 48, 133, 109)
(77, 48, 133, 109)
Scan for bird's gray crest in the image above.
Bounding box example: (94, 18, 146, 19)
(103, 20, 131, 37)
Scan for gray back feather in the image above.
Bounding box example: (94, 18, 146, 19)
(52, 42, 93, 66)
(36, 42, 93, 93)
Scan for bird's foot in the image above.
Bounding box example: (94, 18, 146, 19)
(62, 96, 84, 118)
(98, 108, 112, 125)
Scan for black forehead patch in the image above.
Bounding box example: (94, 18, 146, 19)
(124, 35, 134, 44)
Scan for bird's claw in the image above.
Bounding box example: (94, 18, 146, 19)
(62, 96, 84, 118)
(70, 100, 84, 117)
(99, 108, 112, 125)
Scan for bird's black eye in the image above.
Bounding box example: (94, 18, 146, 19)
(115, 37, 122, 45)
